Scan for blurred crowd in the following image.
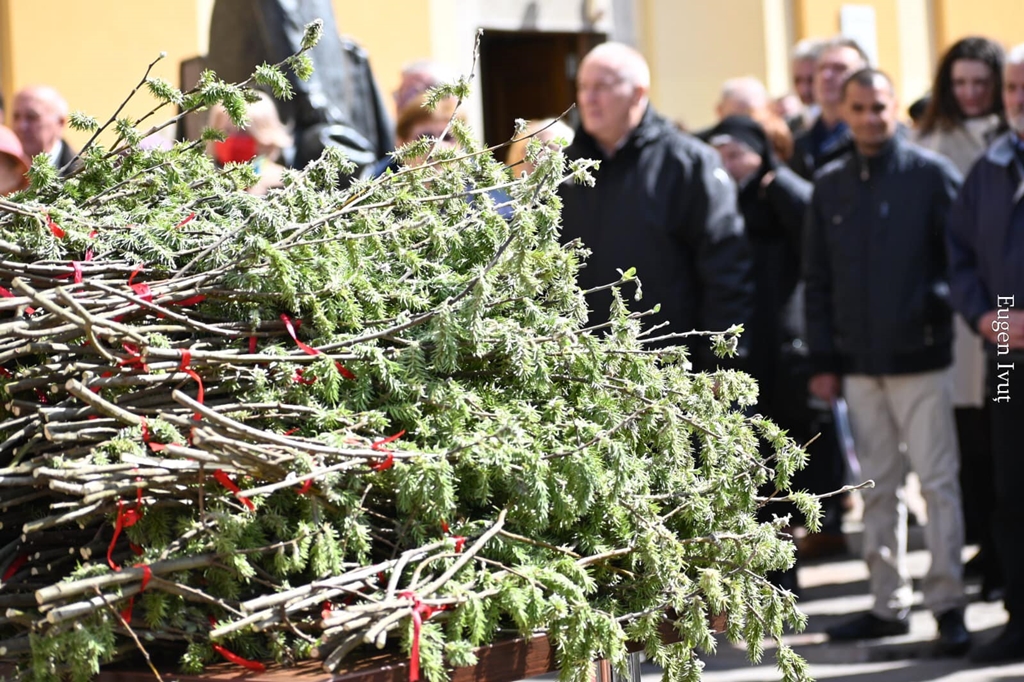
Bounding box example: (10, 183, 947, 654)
(558, 34, 1024, 666)
(1, 11, 1022, 670)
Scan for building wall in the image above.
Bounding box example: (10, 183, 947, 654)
(934, 0, 1024, 52)
(639, 0, 772, 132)
(331, 0, 433, 118)
(2, 1, 1021, 154)
(0, 0, 205, 150)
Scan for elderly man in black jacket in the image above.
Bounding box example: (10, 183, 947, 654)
(805, 68, 969, 654)
(948, 43, 1024, 665)
(560, 42, 753, 371)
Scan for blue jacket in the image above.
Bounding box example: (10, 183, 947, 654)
(948, 132, 1024, 339)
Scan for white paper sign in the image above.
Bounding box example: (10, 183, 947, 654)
(840, 4, 879, 66)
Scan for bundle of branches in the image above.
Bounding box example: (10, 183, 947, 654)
(0, 23, 819, 682)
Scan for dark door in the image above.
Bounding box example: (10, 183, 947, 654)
(480, 30, 605, 161)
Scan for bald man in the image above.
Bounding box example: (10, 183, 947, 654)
(12, 86, 77, 174)
(559, 42, 752, 370)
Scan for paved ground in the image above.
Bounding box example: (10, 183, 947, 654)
(687, 542, 1024, 682)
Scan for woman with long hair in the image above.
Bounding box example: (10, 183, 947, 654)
(916, 36, 1005, 601)
(917, 37, 1005, 170)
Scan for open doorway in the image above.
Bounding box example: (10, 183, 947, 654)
(479, 30, 605, 161)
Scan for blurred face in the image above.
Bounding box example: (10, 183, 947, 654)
(951, 59, 996, 118)
(12, 92, 64, 158)
(793, 57, 816, 105)
(0, 155, 24, 195)
(576, 57, 642, 150)
(773, 93, 804, 120)
(714, 140, 762, 184)
(1004, 62, 1024, 135)
(843, 78, 898, 154)
(405, 119, 457, 167)
(815, 46, 867, 107)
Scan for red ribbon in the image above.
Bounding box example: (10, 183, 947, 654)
(249, 336, 257, 354)
(213, 469, 255, 512)
(88, 229, 98, 239)
(107, 494, 144, 571)
(3, 554, 28, 581)
(321, 601, 333, 621)
(46, 214, 64, 239)
(179, 349, 192, 371)
(370, 430, 405, 471)
(0, 286, 35, 315)
(292, 368, 316, 385)
(175, 212, 196, 229)
(130, 283, 153, 304)
(182, 368, 204, 419)
(118, 564, 152, 624)
(206, 615, 268, 672)
(55, 261, 84, 284)
(439, 520, 465, 552)
(398, 591, 437, 682)
(137, 564, 152, 591)
(280, 313, 356, 380)
(0, 367, 11, 379)
(119, 343, 149, 373)
(371, 453, 394, 471)
(128, 264, 144, 286)
(211, 644, 266, 672)
(85, 249, 94, 262)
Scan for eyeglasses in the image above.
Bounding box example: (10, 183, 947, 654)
(576, 78, 626, 95)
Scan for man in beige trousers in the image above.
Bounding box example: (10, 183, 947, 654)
(803, 68, 970, 656)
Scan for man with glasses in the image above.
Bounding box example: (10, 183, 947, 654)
(790, 36, 870, 180)
(559, 42, 753, 371)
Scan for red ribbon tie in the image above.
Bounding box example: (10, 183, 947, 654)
(3, 554, 28, 581)
(46, 214, 65, 239)
(398, 591, 437, 682)
(175, 212, 196, 229)
(280, 313, 355, 380)
(213, 469, 255, 512)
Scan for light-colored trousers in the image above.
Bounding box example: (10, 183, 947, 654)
(844, 369, 967, 619)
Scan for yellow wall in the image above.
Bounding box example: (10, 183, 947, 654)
(0, 0, 204, 151)
(332, 0, 433, 118)
(794, 0, 901, 82)
(641, 0, 771, 131)
(793, 0, 937, 112)
(934, 0, 1024, 52)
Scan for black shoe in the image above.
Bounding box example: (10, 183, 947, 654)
(969, 625, 1024, 664)
(826, 612, 910, 641)
(936, 610, 971, 657)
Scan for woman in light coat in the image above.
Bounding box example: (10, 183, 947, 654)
(915, 36, 1006, 600)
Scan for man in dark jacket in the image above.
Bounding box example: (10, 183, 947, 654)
(947, 44, 1024, 665)
(789, 36, 868, 180)
(560, 42, 753, 371)
(805, 69, 969, 654)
